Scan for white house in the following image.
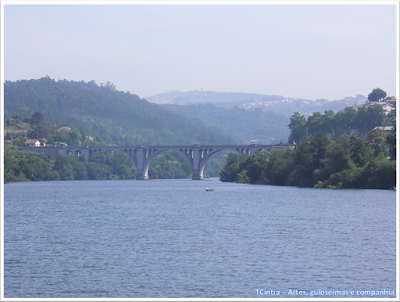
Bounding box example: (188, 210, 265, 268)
(362, 102, 394, 115)
(24, 139, 41, 147)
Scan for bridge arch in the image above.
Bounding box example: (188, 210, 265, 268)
(87, 145, 269, 180)
(133, 146, 259, 180)
(135, 148, 166, 180)
(189, 147, 254, 180)
(22, 144, 273, 180)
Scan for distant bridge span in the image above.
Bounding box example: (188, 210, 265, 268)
(23, 144, 277, 180)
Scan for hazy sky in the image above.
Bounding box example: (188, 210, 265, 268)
(3, 2, 398, 101)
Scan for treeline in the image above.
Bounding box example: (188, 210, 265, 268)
(288, 104, 394, 144)
(4, 77, 235, 146)
(4, 112, 227, 183)
(220, 128, 396, 189)
(4, 146, 226, 183)
(148, 151, 192, 179)
(4, 146, 137, 183)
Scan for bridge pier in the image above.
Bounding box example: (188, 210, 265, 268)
(136, 173, 149, 180)
(134, 148, 163, 180)
(191, 148, 205, 180)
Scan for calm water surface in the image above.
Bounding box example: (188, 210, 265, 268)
(4, 178, 397, 298)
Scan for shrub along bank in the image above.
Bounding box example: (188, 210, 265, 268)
(220, 131, 396, 190)
(4, 146, 137, 183)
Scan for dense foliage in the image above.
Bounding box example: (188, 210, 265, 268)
(4, 146, 137, 183)
(220, 129, 396, 189)
(4, 81, 396, 187)
(4, 112, 227, 182)
(4, 78, 235, 182)
(368, 88, 387, 103)
(288, 104, 393, 144)
(4, 77, 235, 146)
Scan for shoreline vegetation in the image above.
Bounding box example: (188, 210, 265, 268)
(219, 132, 396, 190)
(219, 101, 396, 190)
(4, 82, 396, 189)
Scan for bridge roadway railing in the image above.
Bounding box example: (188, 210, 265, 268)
(22, 144, 275, 180)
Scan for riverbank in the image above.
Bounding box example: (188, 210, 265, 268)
(219, 132, 396, 190)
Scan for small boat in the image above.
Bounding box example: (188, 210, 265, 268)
(206, 188, 214, 191)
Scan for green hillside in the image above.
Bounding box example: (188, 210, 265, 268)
(163, 103, 290, 144)
(4, 77, 234, 146)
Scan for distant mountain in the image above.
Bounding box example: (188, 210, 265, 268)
(240, 95, 367, 117)
(147, 90, 367, 116)
(146, 90, 284, 108)
(4, 78, 235, 146)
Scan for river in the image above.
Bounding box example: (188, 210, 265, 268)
(3, 178, 397, 298)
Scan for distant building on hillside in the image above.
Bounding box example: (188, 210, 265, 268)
(85, 136, 94, 141)
(346, 97, 396, 116)
(384, 97, 396, 110)
(57, 126, 71, 132)
(373, 126, 394, 135)
(24, 139, 41, 147)
(53, 142, 68, 147)
(248, 139, 260, 144)
(362, 101, 394, 115)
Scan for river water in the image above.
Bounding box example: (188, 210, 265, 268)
(3, 178, 397, 298)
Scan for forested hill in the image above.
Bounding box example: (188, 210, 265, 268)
(163, 103, 290, 144)
(4, 77, 234, 145)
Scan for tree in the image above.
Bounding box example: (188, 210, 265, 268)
(334, 109, 357, 137)
(66, 128, 82, 146)
(237, 170, 249, 183)
(262, 148, 295, 185)
(110, 151, 136, 179)
(306, 112, 323, 136)
(368, 88, 387, 103)
(23, 153, 51, 181)
(219, 153, 248, 182)
(105, 81, 117, 91)
(322, 134, 352, 174)
(321, 110, 336, 138)
(55, 130, 69, 144)
(28, 112, 49, 139)
(53, 156, 75, 180)
(288, 132, 329, 187)
(29, 111, 46, 127)
(244, 151, 270, 184)
(288, 112, 306, 144)
(355, 105, 385, 134)
(349, 132, 373, 167)
(364, 153, 396, 189)
(367, 128, 387, 157)
(14, 136, 27, 146)
(386, 124, 396, 160)
(4, 146, 27, 182)
(86, 162, 111, 180)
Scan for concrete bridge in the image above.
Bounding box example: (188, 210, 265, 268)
(22, 144, 276, 180)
